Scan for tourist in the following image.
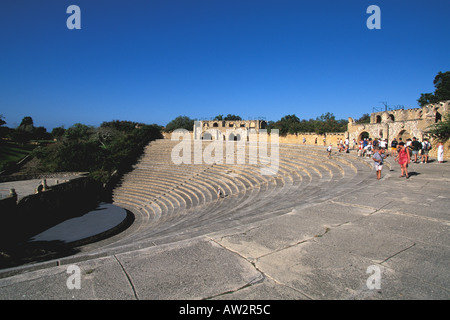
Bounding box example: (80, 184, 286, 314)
(437, 142, 444, 163)
(373, 138, 379, 149)
(352, 138, 357, 150)
(303, 137, 306, 144)
(364, 141, 373, 157)
(217, 186, 223, 200)
(372, 146, 388, 180)
(327, 144, 332, 158)
(395, 142, 410, 179)
(420, 138, 431, 163)
(410, 137, 422, 163)
(390, 138, 398, 156)
(357, 141, 364, 157)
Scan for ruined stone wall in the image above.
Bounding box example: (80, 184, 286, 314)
(347, 101, 450, 159)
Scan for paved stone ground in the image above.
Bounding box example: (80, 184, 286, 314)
(0, 175, 82, 200)
(0, 155, 448, 301)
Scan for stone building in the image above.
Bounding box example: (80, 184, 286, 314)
(347, 100, 449, 143)
(194, 119, 268, 141)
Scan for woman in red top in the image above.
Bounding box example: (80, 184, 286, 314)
(395, 142, 410, 178)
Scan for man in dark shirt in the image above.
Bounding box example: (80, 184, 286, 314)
(410, 137, 422, 163)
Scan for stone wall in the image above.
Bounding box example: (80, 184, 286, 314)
(164, 130, 346, 146)
(347, 100, 450, 159)
(277, 132, 347, 146)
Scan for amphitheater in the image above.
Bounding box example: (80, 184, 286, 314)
(0, 138, 449, 301)
(110, 140, 372, 249)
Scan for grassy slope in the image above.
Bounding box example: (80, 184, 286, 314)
(0, 142, 35, 171)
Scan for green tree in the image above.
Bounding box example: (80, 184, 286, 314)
(51, 126, 66, 139)
(271, 114, 300, 136)
(418, 71, 450, 107)
(165, 116, 195, 132)
(224, 114, 242, 121)
(33, 126, 52, 140)
(0, 115, 6, 140)
(425, 112, 450, 141)
(64, 123, 95, 142)
(356, 113, 371, 124)
(18, 116, 34, 132)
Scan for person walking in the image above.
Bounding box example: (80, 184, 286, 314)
(395, 142, 410, 179)
(390, 138, 398, 156)
(437, 142, 444, 163)
(410, 137, 422, 163)
(420, 138, 431, 163)
(373, 147, 388, 180)
(217, 186, 223, 200)
(327, 144, 332, 158)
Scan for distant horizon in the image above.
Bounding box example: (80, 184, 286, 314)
(1, 0, 449, 131)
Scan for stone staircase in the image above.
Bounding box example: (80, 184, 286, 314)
(108, 139, 373, 250)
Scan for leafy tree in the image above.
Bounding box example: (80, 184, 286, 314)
(18, 116, 34, 131)
(214, 114, 242, 121)
(31, 121, 163, 183)
(224, 114, 242, 121)
(51, 126, 66, 139)
(418, 71, 450, 107)
(268, 113, 347, 135)
(356, 113, 371, 124)
(165, 116, 194, 132)
(270, 114, 300, 136)
(0, 115, 6, 140)
(33, 126, 52, 140)
(64, 123, 95, 142)
(100, 120, 141, 132)
(425, 112, 450, 141)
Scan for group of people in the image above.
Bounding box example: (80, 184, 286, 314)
(371, 136, 445, 180)
(325, 136, 445, 180)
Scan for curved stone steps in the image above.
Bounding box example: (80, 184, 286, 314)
(105, 141, 374, 251)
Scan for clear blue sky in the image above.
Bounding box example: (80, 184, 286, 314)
(1, 0, 449, 130)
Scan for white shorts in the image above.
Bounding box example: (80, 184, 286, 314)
(375, 164, 383, 171)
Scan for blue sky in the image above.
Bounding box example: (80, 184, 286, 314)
(1, 0, 449, 130)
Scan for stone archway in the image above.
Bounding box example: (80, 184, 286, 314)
(202, 132, 212, 140)
(397, 129, 411, 141)
(358, 131, 370, 141)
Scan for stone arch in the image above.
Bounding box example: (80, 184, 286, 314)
(202, 132, 212, 140)
(389, 114, 395, 121)
(436, 111, 442, 123)
(358, 131, 370, 141)
(213, 122, 219, 127)
(397, 129, 411, 141)
(375, 115, 382, 123)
